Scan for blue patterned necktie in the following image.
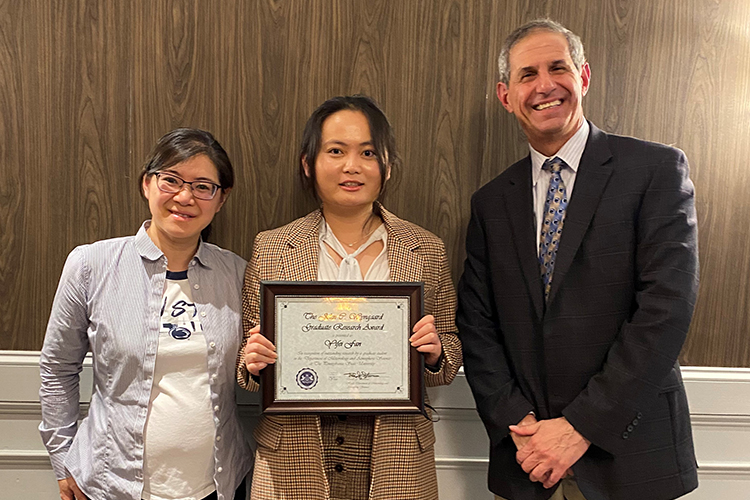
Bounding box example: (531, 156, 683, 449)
(539, 157, 568, 301)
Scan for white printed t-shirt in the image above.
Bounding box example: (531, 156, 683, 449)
(142, 270, 216, 500)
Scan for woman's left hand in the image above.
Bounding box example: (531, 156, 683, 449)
(410, 314, 442, 367)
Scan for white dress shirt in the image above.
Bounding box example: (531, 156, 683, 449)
(530, 120, 590, 254)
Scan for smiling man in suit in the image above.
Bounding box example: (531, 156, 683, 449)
(457, 19, 699, 500)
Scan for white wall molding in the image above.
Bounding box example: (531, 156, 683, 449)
(0, 350, 49, 365)
(0, 451, 51, 469)
(436, 457, 750, 476)
(2, 352, 749, 499)
(436, 457, 489, 470)
(690, 413, 750, 427)
(0, 402, 42, 417)
(697, 462, 750, 475)
(680, 366, 750, 381)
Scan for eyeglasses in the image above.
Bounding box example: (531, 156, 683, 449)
(154, 172, 221, 200)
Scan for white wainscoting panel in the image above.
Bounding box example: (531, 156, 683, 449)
(680, 367, 750, 499)
(1, 351, 748, 499)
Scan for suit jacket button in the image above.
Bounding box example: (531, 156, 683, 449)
(627, 425, 634, 432)
(335, 464, 344, 473)
(622, 431, 629, 439)
(637, 412, 643, 419)
(632, 419, 639, 426)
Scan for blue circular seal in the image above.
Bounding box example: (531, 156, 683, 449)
(296, 368, 318, 390)
(169, 325, 192, 340)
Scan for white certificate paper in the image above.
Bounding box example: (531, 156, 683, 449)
(275, 296, 411, 401)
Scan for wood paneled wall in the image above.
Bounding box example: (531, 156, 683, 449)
(1, 0, 748, 366)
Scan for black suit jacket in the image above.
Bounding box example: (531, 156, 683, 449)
(457, 123, 699, 500)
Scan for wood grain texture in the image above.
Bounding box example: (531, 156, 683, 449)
(1, 0, 748, 367)
(0, 1, 25, 351)
(0, 0, 132, 350)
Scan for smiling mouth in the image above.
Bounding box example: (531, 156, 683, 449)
(533, 99, 562, 110)
(170, 210, 196, 219)
(340, 181, 364, 187)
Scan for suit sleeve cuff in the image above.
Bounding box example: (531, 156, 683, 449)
(563, 401, 640, 456)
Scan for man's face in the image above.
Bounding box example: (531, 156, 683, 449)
(497, 30, 590, 155)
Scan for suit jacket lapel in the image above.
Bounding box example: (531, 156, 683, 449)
(548, 123, 614, 304)
(380, 204, 423, 283)
(281, 210, 321, 282)
(503, 158, 545, 321)
(376, 206, 423, 436)
(279, 206, 425, 283)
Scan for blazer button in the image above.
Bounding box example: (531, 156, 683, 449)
(632, 419, 639, 426)
(335, 464, 344, 473)
(335, 436, 345, 445)
(637, 412, 643, 419)
(627, 425, 634, 432)
(622, 431, 629, 439)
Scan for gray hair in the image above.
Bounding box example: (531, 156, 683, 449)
(497, 19, 586, 85)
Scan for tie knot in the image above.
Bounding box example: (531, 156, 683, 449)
(542, 157, 565, 174)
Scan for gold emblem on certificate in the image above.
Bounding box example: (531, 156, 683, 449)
(260, 282, 424, 414)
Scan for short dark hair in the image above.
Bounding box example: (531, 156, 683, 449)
(498, 18, 586, 85)
(138, 128, 234, 242)
(299, 95, 400, 201)
(138, 127, 234, 197)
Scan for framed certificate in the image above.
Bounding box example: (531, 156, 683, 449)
(259, 281, 424, 414)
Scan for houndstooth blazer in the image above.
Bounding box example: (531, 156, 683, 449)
(236, 203, 462, 500)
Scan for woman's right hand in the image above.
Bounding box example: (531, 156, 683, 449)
(58, 476, 87, 500)
(244, 325, 277, 376)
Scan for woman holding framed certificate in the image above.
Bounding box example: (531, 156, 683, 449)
(237, 96, 462, 500)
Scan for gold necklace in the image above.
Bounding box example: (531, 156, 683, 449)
(344, 224, 379, 248)
(339, 213, 381, 248)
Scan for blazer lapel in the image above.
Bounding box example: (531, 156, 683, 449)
(279, 207, 425, 283)
(548, 123, 614, 304)
(280, 210, 321, 282)
(376, 206, 423, 443)
(380, 205, 423, 283)
(503, 158, 545, 321)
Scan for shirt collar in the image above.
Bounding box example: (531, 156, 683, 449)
(134, 220, 212, 269)
(318, 218, 387, 256)
(192, 238, 212, 268)
(530, 119, 590, 184)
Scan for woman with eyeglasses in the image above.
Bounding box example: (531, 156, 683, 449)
(39, 128, 253, 500)
(237, 96, 462, 500)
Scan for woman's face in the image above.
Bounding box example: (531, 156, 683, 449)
(305, 110, 389, 211)
(142, 154, 229, 247)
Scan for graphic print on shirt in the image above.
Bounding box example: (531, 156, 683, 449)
(160, 273, 203, 340)
(144, 270, 215, 500)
